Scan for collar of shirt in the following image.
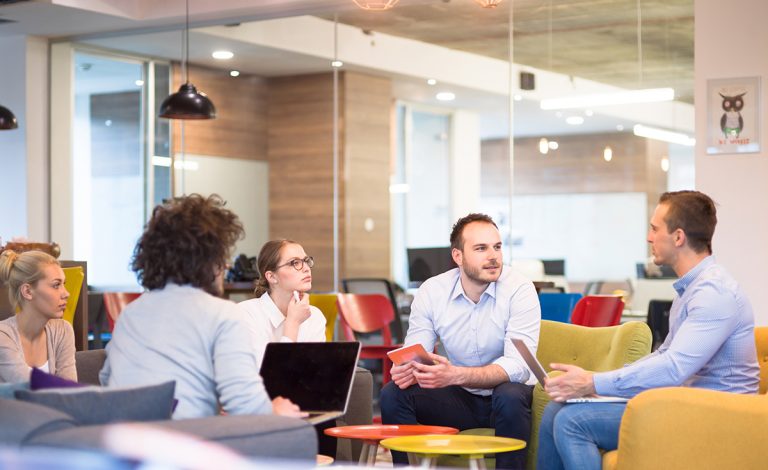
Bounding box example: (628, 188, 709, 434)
(449, 272, 497, 305)
(673, 255, 715, 296)
(257, 293, 286, 329)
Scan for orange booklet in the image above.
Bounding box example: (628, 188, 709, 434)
(386, 343, 434, 366)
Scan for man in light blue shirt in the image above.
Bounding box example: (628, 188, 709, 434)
(380, 213, 541, 470)
(538, 190, 760, 470)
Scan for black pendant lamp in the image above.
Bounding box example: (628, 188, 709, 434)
(0, 105, 18, 130)
(159, 0, 216, 120)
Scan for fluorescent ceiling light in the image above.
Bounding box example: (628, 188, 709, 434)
(633, 124, 695, 146)
(436, 92, 455, 101)
(541, 87, 674, 110)
(212, 50, 234, 60)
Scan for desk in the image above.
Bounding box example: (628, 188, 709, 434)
(222, 282, 255, 299)
(325, 424, 458, 466)
(380, 434, 526, 470)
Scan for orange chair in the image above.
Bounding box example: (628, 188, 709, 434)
(336, 293, 401, 384)
(103, 292, 141, 331)
(570, 295, 624, 327)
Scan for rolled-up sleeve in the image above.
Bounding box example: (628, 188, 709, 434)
(493, 282, 541, 384)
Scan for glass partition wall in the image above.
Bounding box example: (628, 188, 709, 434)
(51, 1, 693, 298)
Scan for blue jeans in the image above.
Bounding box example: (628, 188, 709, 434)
(380, 381, 533, 470)
(537, 401, 626, 470)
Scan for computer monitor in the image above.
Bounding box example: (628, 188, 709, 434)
(406, 247, 456, 288)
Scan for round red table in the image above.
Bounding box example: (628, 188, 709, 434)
(324, 424, 459, 466)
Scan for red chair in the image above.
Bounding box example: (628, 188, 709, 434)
(570, 295, 624, 327)
(336, 293, 401, 385)
(103, 292, 141, 331)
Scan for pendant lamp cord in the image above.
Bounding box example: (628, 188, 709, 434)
(183, 0, 189, 84)
(636, 0, 643, 86)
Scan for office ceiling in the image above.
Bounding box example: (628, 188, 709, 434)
(323, 0, 694, 103)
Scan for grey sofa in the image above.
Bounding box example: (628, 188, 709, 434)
(0, 349, 373, 462)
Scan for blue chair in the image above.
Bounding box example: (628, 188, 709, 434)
(538, 292, 582, 323)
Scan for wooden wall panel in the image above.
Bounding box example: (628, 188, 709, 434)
(482, 133, 655, 197)
(171, 64, 267, 160)
(343, 72, 392, 280)
(267, 74, 337, 291)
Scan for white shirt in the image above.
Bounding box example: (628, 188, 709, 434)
(100, 284, 272, 419)
(239, 294, 326, 366)
(406, 266, 541, 395)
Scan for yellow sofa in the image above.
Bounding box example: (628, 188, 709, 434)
(602, 387, 768, 470)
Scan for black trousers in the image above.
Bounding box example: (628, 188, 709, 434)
(380, 381, 533, 470)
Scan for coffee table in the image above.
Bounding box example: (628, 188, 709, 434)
(324, 424, 458, 466)
(380, 434, 526, 469)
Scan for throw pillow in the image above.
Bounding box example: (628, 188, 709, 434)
(15, 380, 176, 425)
(30, 367, 86, 390)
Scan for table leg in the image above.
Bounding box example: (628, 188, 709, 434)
(366, 442, 379, 466)
(468, 456, 487, 470)
(419, 456, 435, 468)
(358, 443, 370, 465)
(406, 452, 419, 466)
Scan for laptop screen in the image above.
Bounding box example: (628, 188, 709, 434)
(259, 342, 361, 412)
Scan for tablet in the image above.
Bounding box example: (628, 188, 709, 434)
(386, 343, 435, 366)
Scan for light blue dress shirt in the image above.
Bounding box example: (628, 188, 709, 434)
(405, 267, 541, 395)
(594, 256, 760, 397)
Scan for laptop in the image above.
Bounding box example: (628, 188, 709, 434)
(260, 341, 361, 424)
(511, 338, 628, 404)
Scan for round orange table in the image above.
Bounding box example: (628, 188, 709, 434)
(324, 424, 459, 466)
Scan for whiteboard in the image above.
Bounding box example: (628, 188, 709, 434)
(174, 154, 268, 258)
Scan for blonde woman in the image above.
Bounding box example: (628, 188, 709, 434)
(0, 250, 76, 382)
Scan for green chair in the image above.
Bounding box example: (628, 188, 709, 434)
(441, 320, 652, 469)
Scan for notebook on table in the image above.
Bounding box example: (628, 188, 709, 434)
(259, 341, 361, 424)
(511, 338, 628, 404)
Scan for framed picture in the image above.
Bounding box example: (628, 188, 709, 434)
(707, 77, 761, 154)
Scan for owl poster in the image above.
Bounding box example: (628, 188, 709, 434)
(707, 77, 760, 154)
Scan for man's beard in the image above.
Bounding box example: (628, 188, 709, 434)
(463, 261, 501, 285)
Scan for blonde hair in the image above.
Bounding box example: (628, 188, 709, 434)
(0, 250, 60, 310)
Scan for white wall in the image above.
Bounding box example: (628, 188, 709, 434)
(695, 0, 768, 325)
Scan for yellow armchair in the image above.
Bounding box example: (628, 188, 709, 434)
(755, 326, 768, 394)
(602, 387, 768, 470)
(527, 320, 652, 469)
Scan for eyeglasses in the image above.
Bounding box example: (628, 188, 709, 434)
(276, 256, 314, 271)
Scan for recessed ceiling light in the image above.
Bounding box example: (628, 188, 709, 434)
(616, 124, 625, 131)
(135, 79, 145, 87)
(436, 92, 455, 101)
(229, 70, 240, 77)
(212, 50, 234, 60)
(661, 156, 670, 172)
(427, 78, 437, 86)
(513, 94, 523, 101)
(603, 146, 613, 162)
(548, 141, 559, 150)
(538, 138, 549, 155)
(566, 116, 585, 125)
(331, 60, 343, 68)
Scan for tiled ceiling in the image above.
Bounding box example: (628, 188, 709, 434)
(322, 0, 694, 102)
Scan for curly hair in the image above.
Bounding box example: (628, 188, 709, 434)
(449, 213, 498, 251)
(132, 194, 244, 290)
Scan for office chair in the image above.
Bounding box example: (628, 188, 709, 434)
(341, 278, 406, 343)
(336, 293, 401, 384)
(570, 295, 624, 327)
(646, 299, 673, 350)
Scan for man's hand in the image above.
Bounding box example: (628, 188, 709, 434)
(271, 396, 308, 418)
(544, 363, 596, 402)
(390, 362, 417, 389)
(412, 353, 460, 389)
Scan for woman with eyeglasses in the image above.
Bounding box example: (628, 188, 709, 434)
(240, 239, 326, 346)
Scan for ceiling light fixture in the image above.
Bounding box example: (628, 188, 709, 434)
(352, 0, 399, 10)
(212, 50, 234, 60)
(229, 70, 240, 77)
(159, 0, 216, 120)
(135, 79, 145, 87)
(475, 0, 503, 7)
(565, 116, 584, 125)
(633, 124, 695, 146)
(427, 78, 437, 86)
(331, 60, 343, 68)
(660, 156, 670, 172)
(548, 141, 559, 150)
(540, 87, 674, 110)
(0, 105, 19, 130)
(538, 138, 549, 155)
(603, 146, 613, 162)
(436, 92, 455, 101)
